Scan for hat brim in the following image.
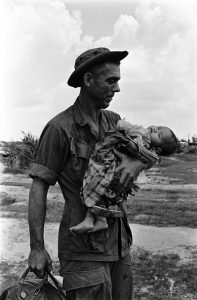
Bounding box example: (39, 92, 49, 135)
(67, 50, 129, 88)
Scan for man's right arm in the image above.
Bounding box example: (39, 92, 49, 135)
(28, 178, 52, 277)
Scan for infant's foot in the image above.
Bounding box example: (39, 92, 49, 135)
(89, 221, 108, 233)
(70, 221, 94, 234)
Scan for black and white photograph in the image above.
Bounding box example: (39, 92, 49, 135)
(0, 0, 197, 299)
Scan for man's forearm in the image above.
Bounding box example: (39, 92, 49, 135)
(28, 178, 49, 249)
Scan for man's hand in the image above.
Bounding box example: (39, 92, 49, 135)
(28, 248, 52, 278)
(114, 149, 145, 193)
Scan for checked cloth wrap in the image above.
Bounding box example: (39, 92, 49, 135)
(81, 129, 160, 217)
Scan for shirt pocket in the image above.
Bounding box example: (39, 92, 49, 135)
(68, 230, 109, 254)
(70, 138, 94, 184)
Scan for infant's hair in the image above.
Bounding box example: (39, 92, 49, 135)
(159, 128, 178, 156)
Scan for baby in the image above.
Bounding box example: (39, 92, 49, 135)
(70, 119, 178, 234)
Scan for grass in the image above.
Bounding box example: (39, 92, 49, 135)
(126, 189, 197, 228)
(158, 154, 197, 185)
(131, 248, 197, 299)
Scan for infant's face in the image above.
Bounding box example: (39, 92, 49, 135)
(148, 126, 171, 147)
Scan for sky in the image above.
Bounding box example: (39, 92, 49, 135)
(0, 0, 197, 141)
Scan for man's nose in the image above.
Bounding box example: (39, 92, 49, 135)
(113, 82, 120, 93)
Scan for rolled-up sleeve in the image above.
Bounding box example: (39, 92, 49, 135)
(29, 122, 69, 186)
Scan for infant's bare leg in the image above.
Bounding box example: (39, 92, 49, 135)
(89, 215, 108, 232)
(69, 209, 94, 234)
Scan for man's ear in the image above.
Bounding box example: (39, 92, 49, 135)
(154, 147, 162, 154)
(84, 72, 94, 87)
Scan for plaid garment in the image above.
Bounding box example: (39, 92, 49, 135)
(82, 130, 160, 212)
(126, 136, 160, 169)
(83, 157, 117, 208)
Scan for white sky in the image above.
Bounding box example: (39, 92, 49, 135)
(1, 0, 197, 141)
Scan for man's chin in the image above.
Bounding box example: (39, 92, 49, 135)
(103, 100, 111, 108)
(102, 104, 110, 109)
(97, 100, 111, 109)
(98, 103, 110, 109)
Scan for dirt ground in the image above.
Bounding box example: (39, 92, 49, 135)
(0, 152, 197, 299)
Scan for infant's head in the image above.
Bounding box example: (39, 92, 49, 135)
(148, 126, 178, 155)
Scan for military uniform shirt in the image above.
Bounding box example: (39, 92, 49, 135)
(29, 98, 132, 261)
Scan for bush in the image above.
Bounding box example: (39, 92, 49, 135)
(4, 132, 38, 172)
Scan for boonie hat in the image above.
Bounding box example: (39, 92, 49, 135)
(67, 47, 129, 88)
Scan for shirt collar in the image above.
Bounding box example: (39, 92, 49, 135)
(72, 97, 103, 127)
(72, 98, 110, 141)
(72, 97, 89, 126)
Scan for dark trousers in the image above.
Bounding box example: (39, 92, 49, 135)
(60, 254, 134, 300)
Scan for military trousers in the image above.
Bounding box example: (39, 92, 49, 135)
(60, 254, 134, 300)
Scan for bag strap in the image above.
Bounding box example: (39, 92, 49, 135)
(19, 267, 48, 296)
(19, 267, 66, 296)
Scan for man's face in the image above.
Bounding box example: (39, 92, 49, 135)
(89, 62, 121, 109)
(148, 126, 172, 147)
